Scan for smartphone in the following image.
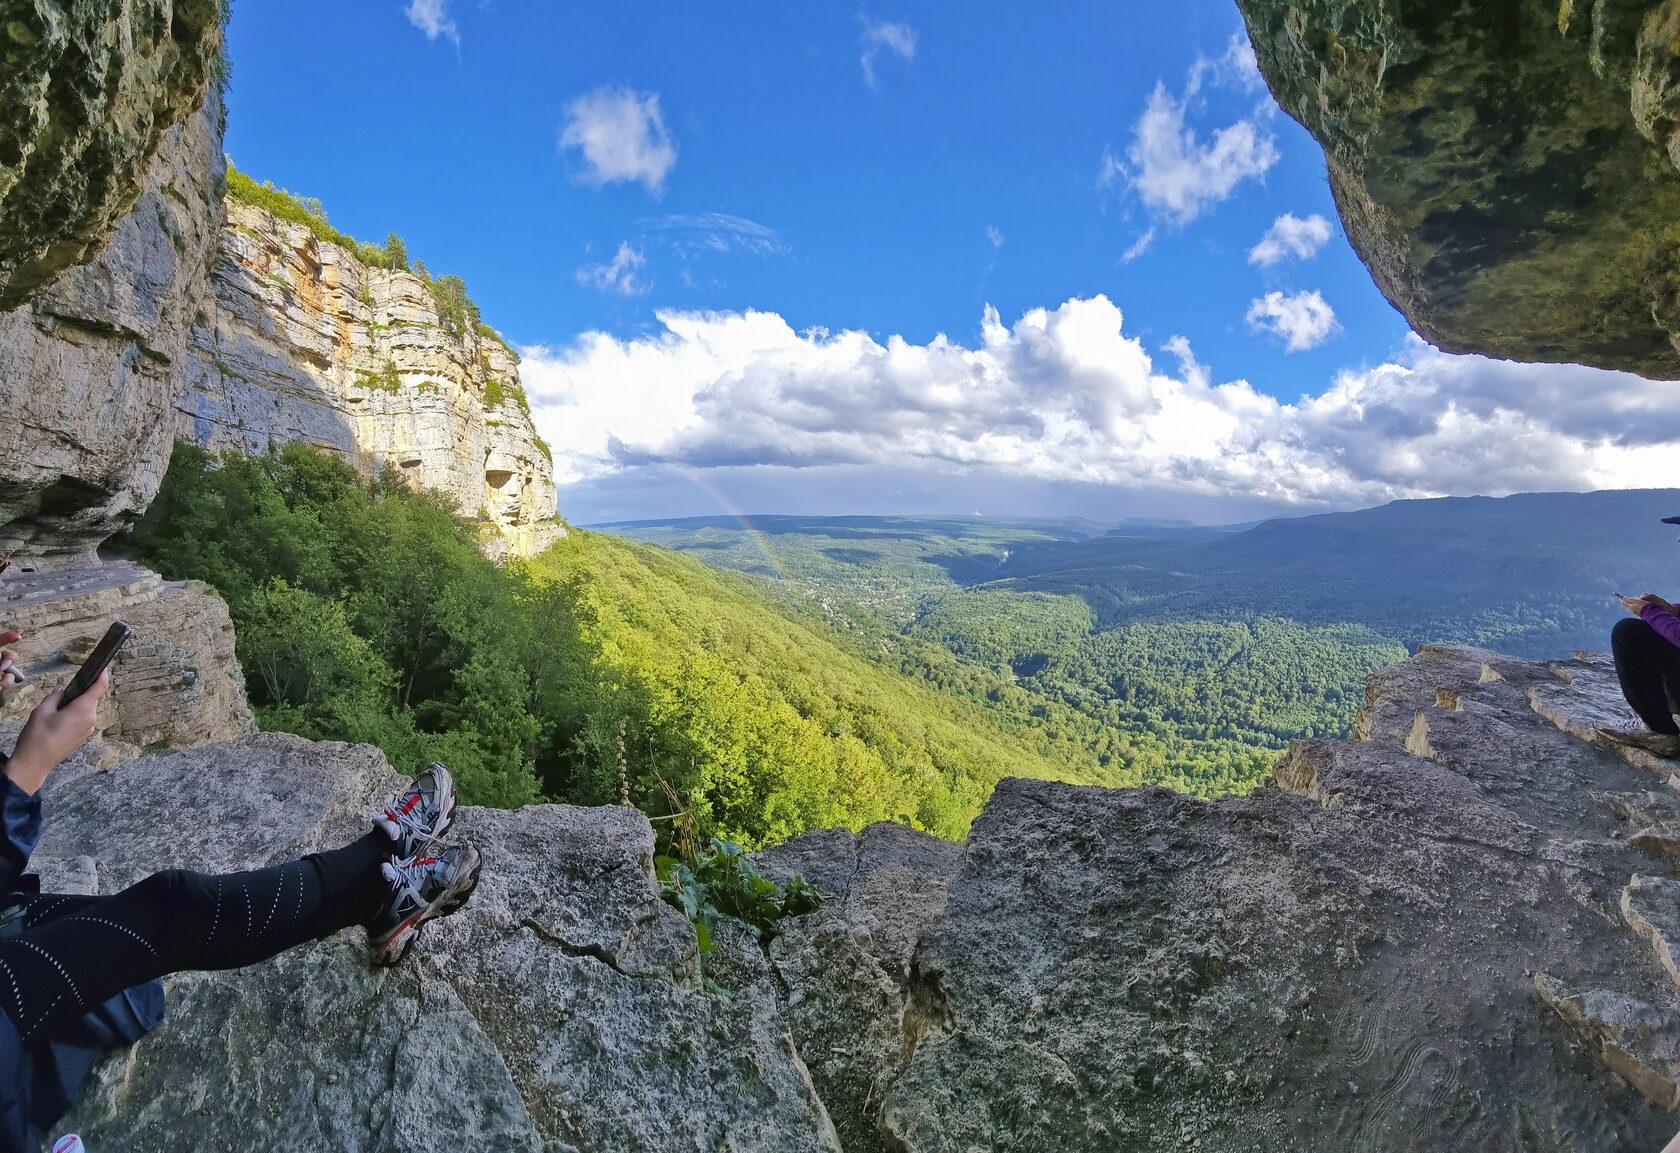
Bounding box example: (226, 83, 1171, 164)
(59, 621, 130, 707)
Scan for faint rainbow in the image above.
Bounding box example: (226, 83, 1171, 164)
(669, 464, 799, 588)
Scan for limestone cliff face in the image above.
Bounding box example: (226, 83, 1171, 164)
(0, 95, 226, 566)
(0, 0, 224, 309)
(1237, 0, 1680, 379)
(175, 200, 562, 558)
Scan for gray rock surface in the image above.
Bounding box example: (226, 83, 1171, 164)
(0, 95, 225, 565)
(0, 0, 223, 308)
(31, 733, 839, 1152)
(0, 558, 253, 765)
(1236, 0, 1680, 378)
(759, 822, 963, 1153)
(8, 642, 1680, 1151)
(879, 645, 1680, 1151)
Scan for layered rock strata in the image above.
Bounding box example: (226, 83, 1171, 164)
(0, 0, 224, 309)
(1237, 0, 1680, 379)
(175, 200, 562, 558)
(0, 557, 252, 763)
(0, 96, 225, 566)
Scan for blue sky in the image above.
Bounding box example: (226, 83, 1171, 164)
(223, 1, 1671, 524)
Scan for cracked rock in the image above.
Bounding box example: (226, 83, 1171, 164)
(40, 734, 839, 1152)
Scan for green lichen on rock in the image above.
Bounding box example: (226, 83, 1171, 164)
(1237, 0, 1680, 378)
(0, 0, 226, 309)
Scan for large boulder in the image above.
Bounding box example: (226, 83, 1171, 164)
(30, 732, 840, 1152)
(0, 557, 253, 763)
(758, 823, 964, 1153)
(0, 0, 224, 309)
(1237, 0, 1680, 379)
(877, 646, 1680, 1150)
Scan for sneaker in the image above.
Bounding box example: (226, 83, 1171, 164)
(1596, 726, 1680, 758)
(367, 845, 482, 967)
(374, 763, 457, 860)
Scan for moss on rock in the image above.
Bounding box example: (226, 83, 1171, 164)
(1238, 0, 1680, 378)
(0, 0, 225, 309)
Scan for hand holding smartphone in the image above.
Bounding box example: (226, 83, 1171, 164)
(60, 621, 130, 707)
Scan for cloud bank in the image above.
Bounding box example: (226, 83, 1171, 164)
(519, 296, 1678, 509)
(561, 87, 677, 194)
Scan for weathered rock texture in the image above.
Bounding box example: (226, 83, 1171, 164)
(758, 824, 964, 1153)
(872, 646, 1680, 1149)
(0, 93, 225, 566)
(1237, 0, 1680, 378)
(14, 643, 1680, 1151)
(176, 199, 562, 558)
(0, 557, 252, 763)
(0, 0, 224, 309)
(37, 732, 839, 1152)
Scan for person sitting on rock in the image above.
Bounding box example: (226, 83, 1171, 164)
(0, 630, 481, 1153)
(1601, 516, 1680, 759)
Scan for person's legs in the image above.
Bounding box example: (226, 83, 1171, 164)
(1612, 617, 1680, 734)
(0, 831, 389, 1043)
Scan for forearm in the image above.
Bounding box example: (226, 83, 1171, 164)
(1641, 603, 1680, 649)
(3, 745, 52, 796)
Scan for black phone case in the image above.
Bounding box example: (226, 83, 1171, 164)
(61, 622, 129, 706)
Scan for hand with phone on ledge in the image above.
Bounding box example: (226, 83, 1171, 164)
(3, 621, 126, 796)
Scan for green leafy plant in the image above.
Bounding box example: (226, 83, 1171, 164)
(657, 838, 823, 989)
(429, 274, 480, 340)
(227, 165, 360, 250)
(354, 360, 402, 393)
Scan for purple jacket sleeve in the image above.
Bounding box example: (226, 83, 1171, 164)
(1640, 603, 1680, 650)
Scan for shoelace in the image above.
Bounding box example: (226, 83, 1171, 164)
(379, 788, 436, 848)
(380, 854, 444, 902)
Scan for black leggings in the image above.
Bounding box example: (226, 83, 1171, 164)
(0, 831, 388, 1043)
(1612, 616, 1680, 736)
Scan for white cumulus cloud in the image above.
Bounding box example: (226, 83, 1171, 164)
(1112, 36, 1279, 227)
(576, 243, 648, 296)
(406, 0, 457, 42)
(560, 87, 677, 195)
(1246, 290, 1337, 351)
(518, 296, 1680, 506)
(1249, 213, 1332, 267)
(860, 19, 917, 88)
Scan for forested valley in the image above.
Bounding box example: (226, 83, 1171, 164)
(132, 449, 1680, 848)
(129, 446, 1109, 846)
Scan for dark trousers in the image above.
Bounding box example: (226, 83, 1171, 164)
(1612, 617, 1680, 735)
(0, 830, 389, 1044)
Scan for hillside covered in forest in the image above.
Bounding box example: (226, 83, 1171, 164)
(127, 446, 1120, 845)
(605, 491, 1680, 802)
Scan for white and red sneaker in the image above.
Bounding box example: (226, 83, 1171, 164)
(367, 846, 482, 967)
(375, 763, 457, 860)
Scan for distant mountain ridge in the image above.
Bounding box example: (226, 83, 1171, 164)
(608, 489, 1680, 660)
(995, 488, 1680, 657)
